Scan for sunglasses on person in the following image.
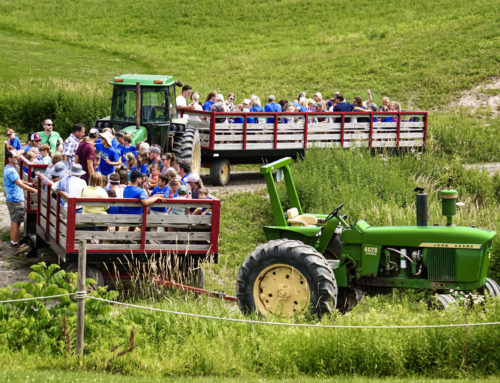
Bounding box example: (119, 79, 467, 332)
(45, 123, 53, 126)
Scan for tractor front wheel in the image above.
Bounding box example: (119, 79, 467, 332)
(236, 239, 337, 318)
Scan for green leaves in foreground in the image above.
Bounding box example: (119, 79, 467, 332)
(0, 262, 117, 353)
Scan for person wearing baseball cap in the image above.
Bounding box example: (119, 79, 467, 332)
(4, 150, 38, 255)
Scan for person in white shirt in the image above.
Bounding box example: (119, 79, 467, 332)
(176, 84, 193, 118)
(52, 163, 87, 210)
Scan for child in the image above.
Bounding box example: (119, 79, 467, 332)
(193, 188, 212, 215)
(169, 184, 189, 215)
(149, 163, 161, 188)
(167, 177, 181, 199)
(150, 174, 170, 216)
(125, 152, 137, 171)
(40, 144, 52, 165)
(120, 135, 136, 163)
(136, 151, 149, 176)
(5, 129, 21, 151)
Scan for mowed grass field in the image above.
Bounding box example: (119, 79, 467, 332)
(0, 0, 499, 380)
(0, 0, 498, 109)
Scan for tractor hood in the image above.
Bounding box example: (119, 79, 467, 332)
(343, 220, 496, 249)
(121, 125, 148, 146)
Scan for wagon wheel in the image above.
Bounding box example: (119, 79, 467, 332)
(210, 159, 231, 186)
(236, 239, 337, 318)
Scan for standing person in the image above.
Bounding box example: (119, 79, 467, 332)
(4, 151, 38, 255)
(120, 134, 136, 163)
(75, 127, 99, 182)
(38, 119, 63, 153)
(95, 131, 121, 176)
(63, 123, 85, 166)
(161, 152, 177, 175)
(313, 92, 327, 110)
(148, 146, 163, 171)
(176, 84, 193, 117)
(264, 95, 282, 123)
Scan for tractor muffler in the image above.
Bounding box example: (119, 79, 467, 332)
(414, 187, 427, 226)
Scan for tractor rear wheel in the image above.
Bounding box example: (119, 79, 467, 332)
(172, 127, 201, 175)
(236, 239, 337, 318)
(210, 159, 230, 186)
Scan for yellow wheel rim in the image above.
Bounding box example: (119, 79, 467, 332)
(253, 264, 310, 316)
(220, 161, 229, 183)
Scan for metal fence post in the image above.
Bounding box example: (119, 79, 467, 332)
(76, 240, 87, 356)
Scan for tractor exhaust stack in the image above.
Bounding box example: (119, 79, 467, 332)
(414, 187, 427, 226)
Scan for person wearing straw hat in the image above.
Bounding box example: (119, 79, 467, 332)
(4, 150, 38, 255)
(95, 131, 121, 176)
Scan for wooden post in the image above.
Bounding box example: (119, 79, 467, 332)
(76, 240, 87, 357)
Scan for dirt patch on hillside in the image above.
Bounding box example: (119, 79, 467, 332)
(451, 77, 500, 116)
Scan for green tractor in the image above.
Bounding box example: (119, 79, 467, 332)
(95, 74, 201, 174)
(236, 157, 499, 317)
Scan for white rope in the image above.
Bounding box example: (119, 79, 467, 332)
(0, 292, 76, 303)
(86, 296, 500, 329)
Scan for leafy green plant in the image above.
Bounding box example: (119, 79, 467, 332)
(0, 262, 117, 353)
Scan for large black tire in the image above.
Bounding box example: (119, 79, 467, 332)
(478, 277, 500, 299)
(172, 127, 201, 175)
(427, 293, 456, 310)
(236, 239, 337, 318)
(209, 159, 231, 186)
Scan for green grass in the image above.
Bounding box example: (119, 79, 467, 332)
(1, 369, 499, 383)
(0, 0, 499, 135)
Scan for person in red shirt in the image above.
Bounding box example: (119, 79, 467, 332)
(75, 128, 99, 182)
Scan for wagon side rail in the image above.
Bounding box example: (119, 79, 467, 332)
(35, 174, 220, 262)
(187, 110, 428, 151)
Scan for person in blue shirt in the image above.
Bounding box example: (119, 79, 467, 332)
(178, 160, 191, 185)
(203, 91, 217, 111)
(249, 95, 264, 124)
(120, 135, 137, 163)
(264, 95, 282, 123)
(5, 129, 21, 151)
(332, 93, 354, 122)
(120, 171, 164, 215)
(150, 174, 170, 215)
(95, 131, 121, 176)
(4, 150, 38, 255)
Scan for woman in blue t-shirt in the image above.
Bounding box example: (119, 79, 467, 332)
(203, 91, 217, 111)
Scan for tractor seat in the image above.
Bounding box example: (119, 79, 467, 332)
(286, 208, 318, 227)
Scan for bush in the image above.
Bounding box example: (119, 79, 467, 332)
(0, 79, 109, 137)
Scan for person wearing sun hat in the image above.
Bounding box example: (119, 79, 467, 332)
(95, 130, 121, 176)
(52, 163, 87, 210)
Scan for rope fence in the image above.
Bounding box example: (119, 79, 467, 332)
(1, 291, 499, 329)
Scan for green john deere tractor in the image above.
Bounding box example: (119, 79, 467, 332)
(95, 74, 201, 174)
(236, 157, 499, 317)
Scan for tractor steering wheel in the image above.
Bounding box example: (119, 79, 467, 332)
(326, 203, 344, 222)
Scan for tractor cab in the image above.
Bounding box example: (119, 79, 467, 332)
(95, 74, 183, 147)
